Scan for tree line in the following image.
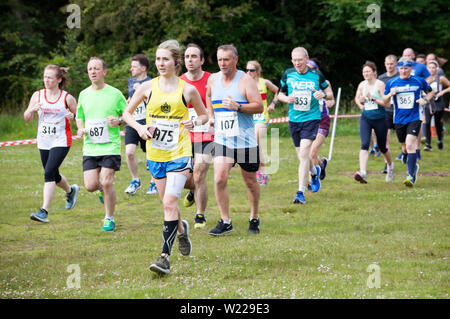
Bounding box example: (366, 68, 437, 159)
(1, 0, 448, 113)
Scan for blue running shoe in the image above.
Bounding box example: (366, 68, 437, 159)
(125, 179, 141, 195)
(293, 191, 306, 204)
(396, 153, 403, 161)
(65, 184, 80, 210)
(30, 208, 49, 223)
(310, 165, 321, 193)
(404, 163, 419, 187)
(146, 181, 158, 195)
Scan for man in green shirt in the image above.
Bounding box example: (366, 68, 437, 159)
(76, 57, 127, 231)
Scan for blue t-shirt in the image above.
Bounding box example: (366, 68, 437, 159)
(384, 75, 432, 124)
(127, 76, 151, 122)
(127, 76, 152, 98)
(280, 67, 328, 123)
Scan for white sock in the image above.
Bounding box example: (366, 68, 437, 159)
(299, 186, 306, 193)
(310, 166, 317, 176)
(105, 216, 114, 222)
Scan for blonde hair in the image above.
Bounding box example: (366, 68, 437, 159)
(44, 64, 70, 89)
(158, 39, 182, 75)
(247, 60, 262, 77)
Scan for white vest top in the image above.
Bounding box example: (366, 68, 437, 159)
(36, 89, 72, 150)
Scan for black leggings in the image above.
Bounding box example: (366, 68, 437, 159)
(39, 147, 70, 183)
(359, 116, 388, 153)
(423, 108, 444, 145)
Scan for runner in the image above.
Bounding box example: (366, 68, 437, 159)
(353, 61, 394, 183)
(24, 64, 79, 223)
(124, 54, 157, 195)
(423, 60, 450, 150)
(122, 40, 208, 275)
(378, 54, 399, 173)
(179, 43, 213, 229)
(306, 58, 335, 181)
(383, 57, 434, 187)
(245, 60, 279, 186)
(76, 57, 127, 231)
(401, 48, 431, 162)
(206, 44, 263, 235)
(277, 47, 333, 204)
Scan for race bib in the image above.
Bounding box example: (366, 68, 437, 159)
(397, 92, 414, 109)
(188, 108, 208, 133)
(293, 90, 311, 111)
(86, 118, 110, 144)
(253, 112, 266, 122)
(151, 119, 180, 151)
(364, 99, 378, 111)
(133, 101, 146, 121)
(38, 121, 59, 139)
(215, 111, 239, 137)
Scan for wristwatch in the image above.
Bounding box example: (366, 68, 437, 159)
(238, 103, 243, 111)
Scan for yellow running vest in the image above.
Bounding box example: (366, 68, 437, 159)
(253, 77, 269, 124)
(146, 77, 192, 161)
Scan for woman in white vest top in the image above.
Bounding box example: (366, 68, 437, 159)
(24, 65, 80, 223)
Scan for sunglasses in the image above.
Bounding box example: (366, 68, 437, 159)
(246, 69, 256, 72)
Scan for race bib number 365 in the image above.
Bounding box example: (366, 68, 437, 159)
(397, 92, 414, 109)
(151, 119, 180, 151)
(86, 118, 110, 144)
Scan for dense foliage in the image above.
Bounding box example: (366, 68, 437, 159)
(1, 0, 449, 113)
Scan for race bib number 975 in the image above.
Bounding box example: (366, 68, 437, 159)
(151, 119, 180, 151)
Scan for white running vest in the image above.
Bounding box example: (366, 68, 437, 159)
(36, 89, 72, 150)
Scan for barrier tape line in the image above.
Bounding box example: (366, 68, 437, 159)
(1, 110, 448, 147)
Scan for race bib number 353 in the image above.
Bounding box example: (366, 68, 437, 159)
(293, 90, 311, 111)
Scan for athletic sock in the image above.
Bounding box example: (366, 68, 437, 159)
(310, 165, 317, 176)
(299, 186, 306, 193)
(360, 170, 367, 177)
(105, 216, 114, 222)
(407, 153, 417, 176)
(162, 220, 178, 256)
(223, 219, 231, 224)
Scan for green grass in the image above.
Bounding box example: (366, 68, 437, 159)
(0, 118, 449, 299)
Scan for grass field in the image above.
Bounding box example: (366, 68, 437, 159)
(0, 117, 449, 299)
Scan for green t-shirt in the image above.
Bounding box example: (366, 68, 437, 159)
(77, 84, 127, 156)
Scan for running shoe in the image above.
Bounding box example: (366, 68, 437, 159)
(177, 220, 192, 256)
(354, 171, 368, 184)
(437, 140, 443, 150)
(65, 184, 80, 210)
(101, 219, 115, 232)
(386, 165, 395, 182)
(98, 189, 104, 204)
(369, 148, 375, 156)
(256, 170, 262, 184)
(293, 191, 306, 204)
(30, 208, 49, 223)
(194, 213, 206, 229)
(125, 179, 141, 195)
(260, 174, 270, 186)
(183, 191, 195, 207)
(310, 165, 321, 192)
(248, 218, 260, 234)
(146, 181, 158, 195)
(404, 163, 419, 187)
(396, 153, 403, 161)
(149, 255, 170, 275)
(319, 157, 328, 180)
(374, 145, 381, 157)
(424, 144, 432, 151)
(208, 220, 233, 236)
(381, 163, 388, 174)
